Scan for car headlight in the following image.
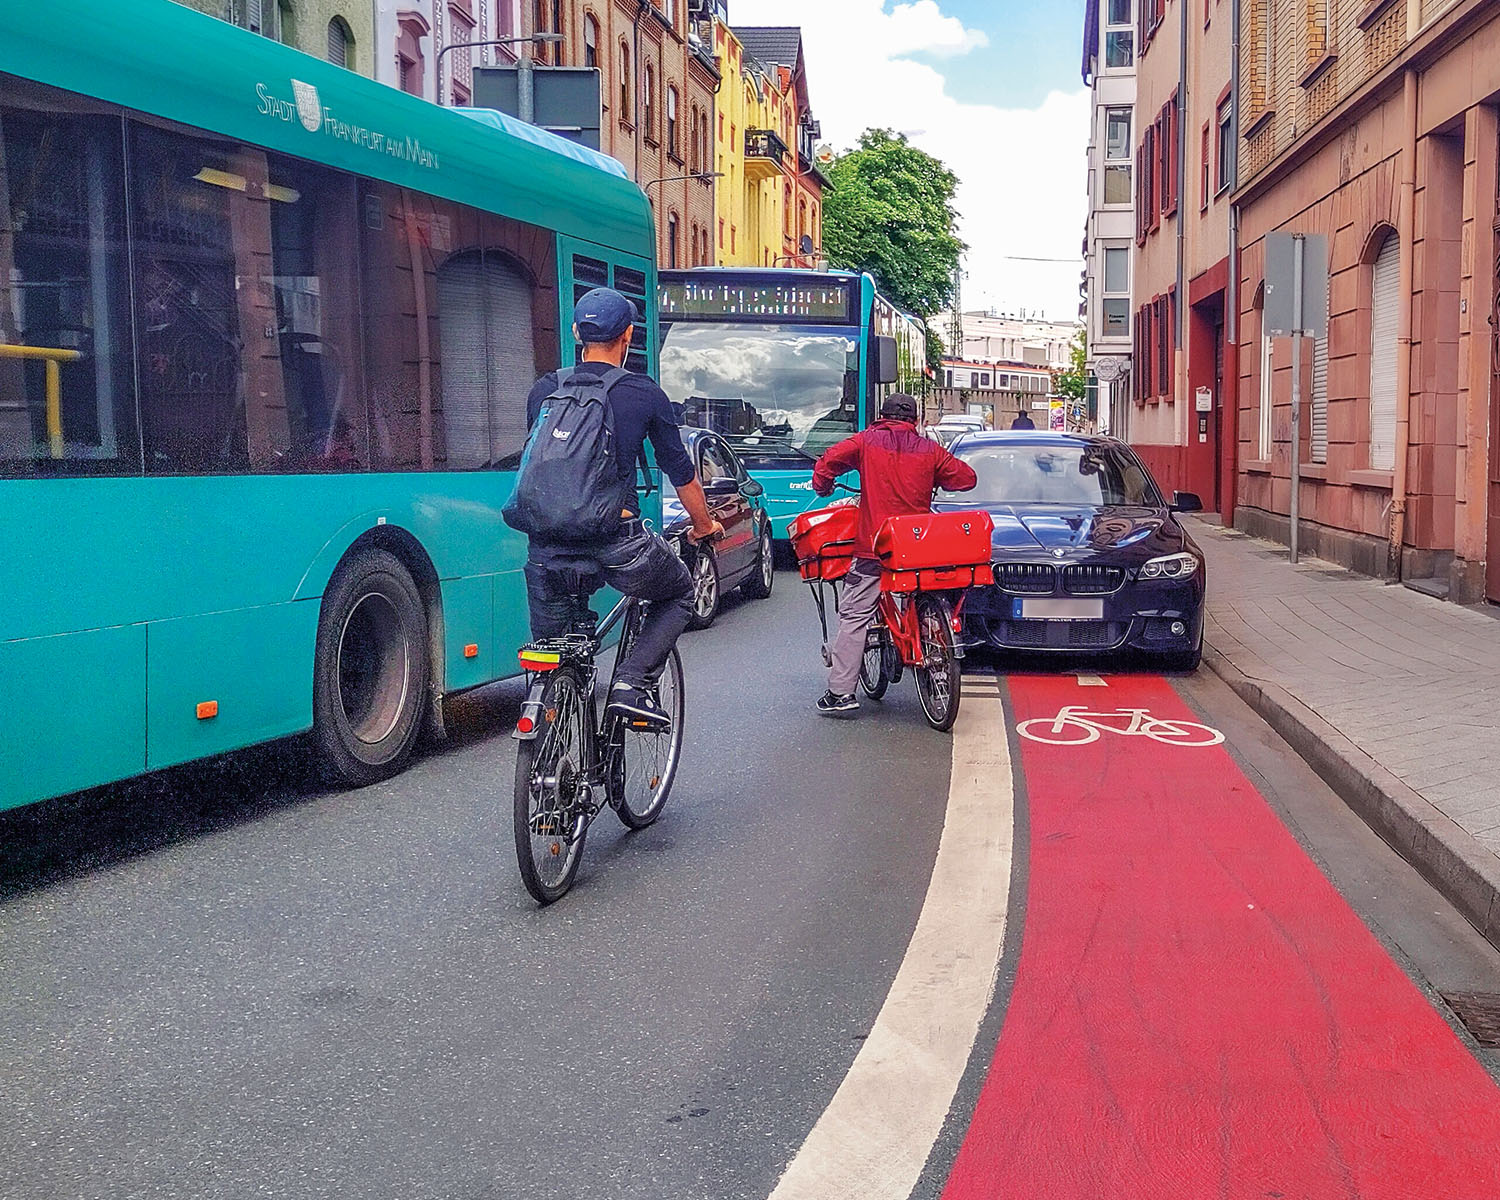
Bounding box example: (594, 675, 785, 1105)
(1139, 551, 1200, 580)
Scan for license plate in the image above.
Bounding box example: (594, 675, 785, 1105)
(1014, 597, 1105, 620)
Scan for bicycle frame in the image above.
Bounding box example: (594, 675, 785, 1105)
(514, 594, 633, 744)
(874, 589, 967, 669)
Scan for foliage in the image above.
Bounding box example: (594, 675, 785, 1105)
(923, 320, 945, 375)
(1054, 328, 1089, 403)
(822, 130, 966, 320)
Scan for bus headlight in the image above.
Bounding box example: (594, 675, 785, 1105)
(1139, 552, 1200, 580)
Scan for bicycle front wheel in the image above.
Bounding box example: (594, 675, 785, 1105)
(514, 667, 590, 904)
(615, 647, 685, 829)
(914, 595, 962, 732)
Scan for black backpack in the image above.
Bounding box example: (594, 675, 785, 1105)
(503, 367, 629, 544)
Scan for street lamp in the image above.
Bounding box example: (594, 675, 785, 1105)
(640, 172, 724, 189)
(436, 33, 564, 118)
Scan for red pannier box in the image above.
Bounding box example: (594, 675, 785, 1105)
(789, 504, 860, 582)
(874, 511, 995, 594)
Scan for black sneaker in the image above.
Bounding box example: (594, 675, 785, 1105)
(607, 683, 672, 731)
(816, 690, 860, 717)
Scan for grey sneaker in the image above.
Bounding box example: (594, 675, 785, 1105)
(816, 690, 860, 717)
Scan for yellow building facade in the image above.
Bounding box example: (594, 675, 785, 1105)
(712, 24, 799, 268)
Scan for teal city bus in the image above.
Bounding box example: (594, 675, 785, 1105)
(0, 0, 661, 810)
(657, 268, 901, 543)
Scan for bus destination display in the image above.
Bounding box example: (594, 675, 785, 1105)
(660, 280, 854, 322)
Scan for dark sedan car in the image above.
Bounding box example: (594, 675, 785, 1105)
(662, 429, 776, 629)
(936, 432, 1205, 670)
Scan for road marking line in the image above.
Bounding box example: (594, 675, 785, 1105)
(767, 693, 1014, 1200)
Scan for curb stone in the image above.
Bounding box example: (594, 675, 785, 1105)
(1202, 643, 1500, 953)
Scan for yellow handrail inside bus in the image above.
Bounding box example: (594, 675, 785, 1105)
(0, 343, 83, 458)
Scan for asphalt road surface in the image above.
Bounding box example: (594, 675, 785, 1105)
(5, 570, 1500, 1199)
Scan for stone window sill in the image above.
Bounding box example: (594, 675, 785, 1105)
(1298, 461, 1329, 480)
(1356, 0, 1399, 29)
(1298, 51, 1338, 89)
(1349, 468, 1394, 489)
(1245, 459, 1272, 475)
(1243, 107, 1276, 139)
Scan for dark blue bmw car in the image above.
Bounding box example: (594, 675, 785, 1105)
(935, 432, 1206, 670)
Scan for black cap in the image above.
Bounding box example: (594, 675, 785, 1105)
(880, 393, 919, 422)
(573, 287, 638, 343)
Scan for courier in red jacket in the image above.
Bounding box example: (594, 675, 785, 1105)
(810, 393, 978, 716)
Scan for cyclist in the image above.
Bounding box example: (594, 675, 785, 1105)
(810, 393, 977, 716)
(520, 288, 723, 730)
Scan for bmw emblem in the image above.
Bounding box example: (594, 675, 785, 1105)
(1053, 549, 1065, 558)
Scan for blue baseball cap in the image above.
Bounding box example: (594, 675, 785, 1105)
(573, 287, 638, 343)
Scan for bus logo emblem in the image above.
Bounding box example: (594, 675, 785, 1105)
(291, 80, 323, 133)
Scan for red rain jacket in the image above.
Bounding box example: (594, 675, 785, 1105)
(812, 420, 979, 559)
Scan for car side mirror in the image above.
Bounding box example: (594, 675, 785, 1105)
(875, 335, 899, 385)
(705, 476, 739, 496)
(739, 478, 765, 499)
(1171, 490, 1204, 513)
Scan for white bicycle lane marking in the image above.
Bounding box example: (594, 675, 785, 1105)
(766, 691, 1014, 1200)
(1017, 705, 1225, 747)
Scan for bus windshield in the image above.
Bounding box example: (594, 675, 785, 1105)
(658, 322, 860, 468)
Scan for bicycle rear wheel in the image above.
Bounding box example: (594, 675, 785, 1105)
(913, 595, 962, 732)
(514, 667, 590, 904)
(613, 646, 684, 829)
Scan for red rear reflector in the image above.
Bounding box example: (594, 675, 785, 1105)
(464, 643, 479, 659)
(517, 716, 535, 734)
(196, 701, 218, 720)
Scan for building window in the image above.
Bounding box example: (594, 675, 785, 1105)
(643, 63, 657, 142)
(1258, 333, 1274, 460)
(327, 17, 352, 69)
(718, 218, 724, 247)
(1103, 106, 1131, 205)
(1369, 232, 1399, 470)
(667, 87, 679, 159)
(619, 41, 631, 123)
(1101, 245, 1129, 339)
(1159, 93, 1179, 216)
(533, 1, 563, 64)
(584, 14, 599, 68)
(1104, 0, 1134, 67)
(1200, 122, 1210, 210)
(668, 212, 679, 268)
(663, 0, 678, 30)
(1216, 97, 1233, 193)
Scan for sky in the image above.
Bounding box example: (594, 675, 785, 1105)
(732, 0, 1090, 326)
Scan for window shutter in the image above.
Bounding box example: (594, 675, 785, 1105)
(1311, 322, 1328, 463)
(328, 21, 347, 68)
(1369, 236, 1399, 470)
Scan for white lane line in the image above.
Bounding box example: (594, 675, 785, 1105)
(767, 694, 1015, 1200)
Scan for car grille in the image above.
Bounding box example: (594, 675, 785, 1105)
(987, 620, 1128, 651)
(994, 563, 1057, 594)
(1062, 564, 1126, 595)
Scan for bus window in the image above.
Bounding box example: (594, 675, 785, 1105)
(361, 182, 557, 471)
(0, 80, 137, 477)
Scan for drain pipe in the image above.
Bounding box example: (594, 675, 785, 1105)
(1225, 0, 1242, 528)
(1389, 67, 1418, 579)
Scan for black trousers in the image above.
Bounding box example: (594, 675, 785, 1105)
(525, 523, 694, 689)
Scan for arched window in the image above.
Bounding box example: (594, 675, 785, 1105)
(619, 40, 631, 122)
(326, 16, 351, 68)
(667, 87, 679, 158)
(583, 14, 599, 68)
(668, 212, 680, 268)
(1368, 229, 1399, 471)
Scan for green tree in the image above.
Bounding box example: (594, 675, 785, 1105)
(1054, 328, 1088, 403)
(923, 319, 946, 375)
(823, 130, 965, 319)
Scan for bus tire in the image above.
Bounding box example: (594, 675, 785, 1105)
(311, 547, 430, 787)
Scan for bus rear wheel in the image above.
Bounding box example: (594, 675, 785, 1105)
(312, 547, 430, 787)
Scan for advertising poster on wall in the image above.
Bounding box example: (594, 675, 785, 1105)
(1049, 398, 1065, 431)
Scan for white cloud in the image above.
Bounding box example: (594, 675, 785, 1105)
(731, 0, 1087, 324)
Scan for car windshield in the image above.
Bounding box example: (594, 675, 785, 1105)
(658, 322, 861, 467)
(943, 442, 1161, 507)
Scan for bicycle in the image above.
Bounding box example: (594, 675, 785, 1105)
(512, 595, 684, 904)
(791, 492, 992, 733)
(1016, 705, 1224, 747)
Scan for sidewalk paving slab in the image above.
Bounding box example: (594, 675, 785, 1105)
(1191, 519, 1500, 950)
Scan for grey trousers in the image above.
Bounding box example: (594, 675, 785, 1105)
(829, 559, 883, 695)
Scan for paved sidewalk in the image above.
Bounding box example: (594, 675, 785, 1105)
(1191, 519, 1500, 942)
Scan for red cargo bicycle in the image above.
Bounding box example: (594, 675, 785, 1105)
(790, 502, 994, 732)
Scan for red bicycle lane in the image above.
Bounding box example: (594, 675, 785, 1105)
(941, 673, 1500, 1200)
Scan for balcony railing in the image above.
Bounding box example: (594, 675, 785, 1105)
(744, 127, 788, 180)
